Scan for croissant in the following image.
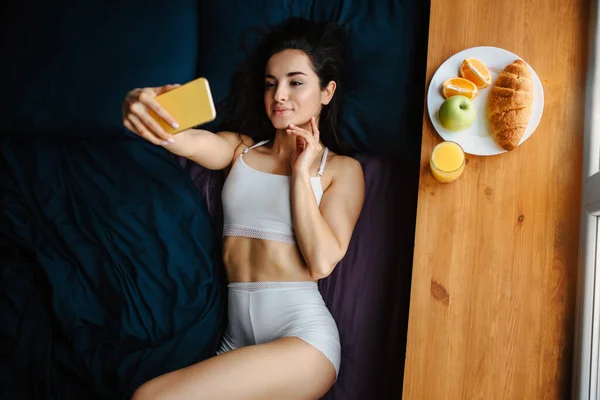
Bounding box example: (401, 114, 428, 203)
(487, 59, 534, 151)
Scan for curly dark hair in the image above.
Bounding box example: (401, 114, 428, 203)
(218, 17, 348, 154)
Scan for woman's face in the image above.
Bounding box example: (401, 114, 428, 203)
(264, 49, 335, 130)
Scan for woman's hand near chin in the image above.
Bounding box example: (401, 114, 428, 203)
(288, 116, 323, 177)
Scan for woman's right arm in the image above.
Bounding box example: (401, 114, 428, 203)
(121, 85, 248, 170)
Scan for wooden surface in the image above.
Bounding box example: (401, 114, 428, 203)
(402, 0, 588, 398)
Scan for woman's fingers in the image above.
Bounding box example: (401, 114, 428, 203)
(128, 114, 163, 145)
(156, 84, 181, 95)
(137, 89, 179, 130)
(309, 116, 320, 142)
(121, 85, 183, 146)
(123, 118, 136, 134)
(125, 88, 178, 141)
(287, 124, 322, 151)
(287, 126, 312, 145)
(130, 102, 173, 141)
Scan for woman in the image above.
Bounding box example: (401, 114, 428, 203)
(123, 18, 365, 400)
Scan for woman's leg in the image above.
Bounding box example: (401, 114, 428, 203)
(131, 336, 336, 400)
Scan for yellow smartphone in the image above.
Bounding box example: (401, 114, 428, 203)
(149, 77, 217, 135)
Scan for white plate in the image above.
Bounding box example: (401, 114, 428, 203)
(427, 46, 544, 156)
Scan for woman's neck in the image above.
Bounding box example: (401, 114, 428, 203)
(271, 119, 321, 158)
(271, 129, 297, 158)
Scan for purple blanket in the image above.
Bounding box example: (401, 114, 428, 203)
(179, 153, 417, 399)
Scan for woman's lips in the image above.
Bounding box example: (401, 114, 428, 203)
(273, 108, 292, 115)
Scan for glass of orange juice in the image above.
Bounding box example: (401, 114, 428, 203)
(430, 141, 466, 183)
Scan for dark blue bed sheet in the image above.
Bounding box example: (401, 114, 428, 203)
(0, 136, 225, 399)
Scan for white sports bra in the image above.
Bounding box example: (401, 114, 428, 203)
(221, 140, 329, 244)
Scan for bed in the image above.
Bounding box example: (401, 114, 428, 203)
(0, 0, 429, 398)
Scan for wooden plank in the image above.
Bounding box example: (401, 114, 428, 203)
(402, 0, 588, 398)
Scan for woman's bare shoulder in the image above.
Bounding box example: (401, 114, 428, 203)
(327, 152, 362, 172)
(216, 131, 255, 157)
(325, 152, 364, 185)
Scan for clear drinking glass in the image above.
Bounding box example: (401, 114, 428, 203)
(430, 141, 466, 183)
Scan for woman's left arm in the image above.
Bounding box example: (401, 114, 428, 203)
(291, 156, 365, 280)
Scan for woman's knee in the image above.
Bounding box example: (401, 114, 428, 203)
(130, 383, 152, 400)
(130, 379, 167, 400)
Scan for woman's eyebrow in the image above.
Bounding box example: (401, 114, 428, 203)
(264, 71, 308, 79)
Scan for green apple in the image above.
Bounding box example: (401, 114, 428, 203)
(438, 95, 476, 131)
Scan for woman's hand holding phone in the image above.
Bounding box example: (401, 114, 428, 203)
(122, 84, 182, 146)
(121, 80, 229, 169)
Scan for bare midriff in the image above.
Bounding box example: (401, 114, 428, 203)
(222, 236, 316, 283)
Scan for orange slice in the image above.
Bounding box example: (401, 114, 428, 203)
(441, 77, 478, 100)
(459, 58, 492, 89)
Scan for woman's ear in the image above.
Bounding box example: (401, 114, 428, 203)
(321, 80, 337, 105)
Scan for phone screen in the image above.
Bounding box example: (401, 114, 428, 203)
(148, 77, 217, 135)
